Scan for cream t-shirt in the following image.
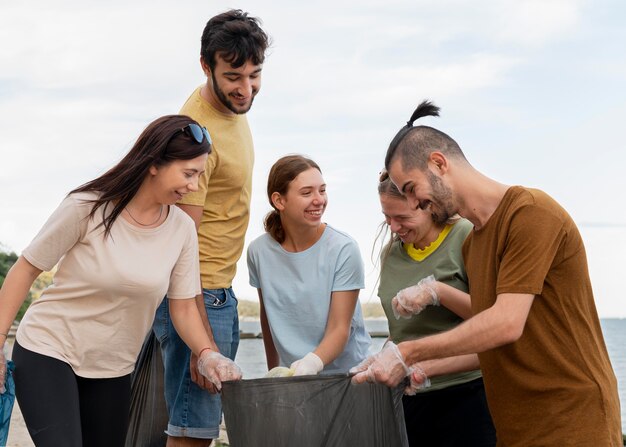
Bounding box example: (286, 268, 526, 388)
(17, 191, 201, 378)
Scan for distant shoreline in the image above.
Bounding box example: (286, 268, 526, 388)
(238, 316, 389, 322)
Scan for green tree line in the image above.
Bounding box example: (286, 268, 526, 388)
(1, 247, 53, 321)
(237, 297, 386, 319)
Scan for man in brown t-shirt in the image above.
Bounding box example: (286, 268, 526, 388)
(352, 101, 621, 446)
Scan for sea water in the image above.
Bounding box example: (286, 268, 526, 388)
(237, 319, 626, 433)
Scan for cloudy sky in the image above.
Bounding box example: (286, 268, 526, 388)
(1, 0, 625, 317)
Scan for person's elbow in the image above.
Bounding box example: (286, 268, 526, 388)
(497, 313, 526, 345)
(327, 324, 351, 348)
(491, 293, 533, 346)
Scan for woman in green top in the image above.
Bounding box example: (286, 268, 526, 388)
(376, 171, 495, 446)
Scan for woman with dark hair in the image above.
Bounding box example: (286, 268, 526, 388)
(246, 155, 371, 376)
(0, 115, 241, 447)
(366, 171, 495, 446)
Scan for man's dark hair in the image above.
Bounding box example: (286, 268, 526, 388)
(201, 9, 270, 70)
(384, 100, 466, 171)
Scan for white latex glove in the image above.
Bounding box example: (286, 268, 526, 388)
(290, 352, 324, 376)
(0, 345, 6, 394)
(391, 275, 439, 319)
(350, 341, 410, 387)
(197, 350, 242, 392)
(403, 363, 432, 395)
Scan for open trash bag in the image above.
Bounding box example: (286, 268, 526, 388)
(222, 374, 409, 447)
(125, 331, 168, 447)
(1, 360, 16, 447)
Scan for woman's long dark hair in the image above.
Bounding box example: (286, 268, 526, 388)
(71, 114, 211, 238)
(264, 155, 321, 244)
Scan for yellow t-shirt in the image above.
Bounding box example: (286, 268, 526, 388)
(178, 87, 254, 289)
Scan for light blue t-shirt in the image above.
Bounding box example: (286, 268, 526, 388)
(247, 225, 371, 374)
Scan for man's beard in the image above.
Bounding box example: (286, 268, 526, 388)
(211, 71, 255, 115)
(427, 170, 456, 225)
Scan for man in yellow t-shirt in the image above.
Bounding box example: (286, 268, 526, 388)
(152, 10, 270, 447)
(352, 100, 622, 446)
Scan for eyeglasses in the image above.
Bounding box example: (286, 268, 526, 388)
(182, 123, 212, 145)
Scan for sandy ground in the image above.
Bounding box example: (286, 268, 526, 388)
(7, 407, 229, 447)
(6, 400, 34, 447)
(4, 338, 229, 446)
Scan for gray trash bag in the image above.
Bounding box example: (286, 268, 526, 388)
(222, 374, 409, 447)
(124, 331, 168, 447)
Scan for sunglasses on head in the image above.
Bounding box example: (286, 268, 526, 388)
(181, 123, 212, 145)
(379, 169, 390, 183)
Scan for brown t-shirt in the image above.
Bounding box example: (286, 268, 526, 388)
(463, 186, 621, 446)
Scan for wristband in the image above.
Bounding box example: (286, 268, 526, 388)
(198, 347, 213, 357)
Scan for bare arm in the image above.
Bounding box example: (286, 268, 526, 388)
(313, 290, 359, 365)
(258, 291, 279, 370)
(168, 298, 215, 356)
(418, 353, 480, 378)
(400, 293, 534, 365)
(169, 298, 241, 391)
(176, 203, 219, 389)
(435, 281, 473, 319)
(0, 257, 42, 346)
(175, 203, 214, 338)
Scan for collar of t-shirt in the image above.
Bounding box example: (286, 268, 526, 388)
(403, 224, 453, 261)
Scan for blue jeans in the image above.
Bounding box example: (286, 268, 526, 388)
(153, 288, 239, 439)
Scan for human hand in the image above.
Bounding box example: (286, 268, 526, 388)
(197, 351, 242, 392)
(403, 363, 431, 395)
(290, 352, 324, 376)
(0, 345, 7, 394)
(391, 275, 439, 319)
(190, 351, 218, 393)
(350, 341, 410, 387)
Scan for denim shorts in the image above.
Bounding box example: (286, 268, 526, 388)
(152, 287, 240, 439)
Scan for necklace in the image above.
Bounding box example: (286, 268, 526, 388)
(125, 205, 164, 226)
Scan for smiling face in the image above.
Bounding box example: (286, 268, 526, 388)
(203, 54, 262, 115)
(274, 167, 327, 230)
(388, 157, 457, 225)
(149, 153, 208, 204)
(379, 193, 438, 246)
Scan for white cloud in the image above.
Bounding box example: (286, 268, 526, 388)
(491, 0, 583, 45)
(1, 0, 625, 318)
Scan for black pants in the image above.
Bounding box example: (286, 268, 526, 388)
(403, 377, 496, 447)
(12, 341, 131, 447)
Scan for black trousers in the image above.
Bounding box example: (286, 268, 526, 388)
(403, 377, 497, 447)
(12, 341, 131, 447)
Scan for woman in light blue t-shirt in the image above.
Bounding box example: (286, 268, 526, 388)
(247, 155, 371, 375)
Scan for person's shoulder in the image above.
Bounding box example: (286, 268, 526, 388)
(67, 190, 98, 202)
(179, 86, 203, 114)
(507, 186, 553, 206)
(248, 233, 274, 252)
(168, 206, 196, 231)
(323, 225, 361, 254)
(501, 186, 574, 234)
(179, 87, 219, 125)
(382, 239, 404, 261)
(509, 186, 567, 217)
(64, 191, 99, 214)
(450, 217, 473, 237)
(324, 225, 358, 244)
